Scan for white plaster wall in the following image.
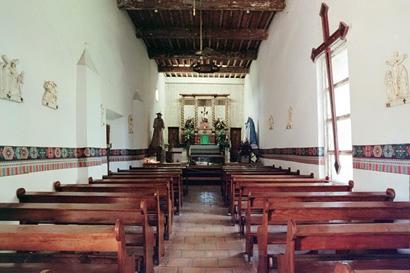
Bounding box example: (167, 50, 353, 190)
(261, 158, 322, 179)
(246, 0, 410, 199)
(109, 160, 143, 173)
(245, 0, 322, 151)
(243, 62, 261, 136)
(323, 0, 410, 200)
(0, 0, 157, 201)
(0, 169, 78, 203)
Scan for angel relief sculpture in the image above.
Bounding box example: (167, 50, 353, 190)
(0, 55, 24, 103)
(42, 81, 58, 110)
(385, 52, 410, 107)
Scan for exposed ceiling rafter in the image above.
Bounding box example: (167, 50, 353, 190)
(158, 66, 249, 74)
(118, 0, 286, 12)
(137, 28, 268, 40)
(148, 49, 258, 60)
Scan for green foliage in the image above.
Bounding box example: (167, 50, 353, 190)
(184, 118, 195, 130)
(183, 118, 195, 147)
(214, 118, 227, 131)
(216, 129, 230, 150)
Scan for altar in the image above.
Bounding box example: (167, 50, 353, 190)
(180, 93, 230, 146)
(195, 129, 216, 145)
(179, 94, 230, 165)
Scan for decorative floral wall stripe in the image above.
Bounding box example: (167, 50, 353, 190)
(353, 144, 410, 175)
(0, 146, 146, 177)
(259, 147, 325, 165)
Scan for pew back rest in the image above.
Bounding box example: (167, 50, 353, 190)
(0, 220, 131, 273)
(267, 201, 410, 224)
(288, 221, 410, 251)
(0, 202, 148, 226)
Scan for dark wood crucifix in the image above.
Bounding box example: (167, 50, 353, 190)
(311, 3, 349, 174)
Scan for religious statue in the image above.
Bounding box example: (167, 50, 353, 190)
(268, 115, 274, 130)
(286, 106, 294, 129)
(128, 114, 134, 134)
(245, 117, 258, 148)
(200, 106, 209, 129)
(150, 112, 165, 148)
(0, 55, 24, 103)
(42, 81, 58, 109)
(385, 51, 410, 107)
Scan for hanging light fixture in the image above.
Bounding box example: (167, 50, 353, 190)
(191, 1, 220, 74)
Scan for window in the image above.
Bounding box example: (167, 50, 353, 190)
(321, 48, 353, 182)
(155, 89, 159, 102)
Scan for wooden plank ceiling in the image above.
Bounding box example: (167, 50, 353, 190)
(118, 0, 285, 78)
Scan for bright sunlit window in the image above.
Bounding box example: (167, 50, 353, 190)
(321, 48, 353, 183)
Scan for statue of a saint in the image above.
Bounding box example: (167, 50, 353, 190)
(245, 117, 258, 148)
(150, 112, 165, 148)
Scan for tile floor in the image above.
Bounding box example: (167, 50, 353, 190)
(155, 185, 258, 273)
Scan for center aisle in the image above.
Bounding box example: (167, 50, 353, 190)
(156, 186, 257, 273)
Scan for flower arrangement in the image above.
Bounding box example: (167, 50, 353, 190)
(185, 118, 195, 130)
(214, 118, 227, 131)
(183, 118, 195, 146)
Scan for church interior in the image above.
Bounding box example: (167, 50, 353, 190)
(0, 0, 409, 273)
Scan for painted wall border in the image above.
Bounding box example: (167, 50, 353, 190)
(0, 146, 146, 177)
(353, 144, 410, 175)
(259, 147, 324, 165)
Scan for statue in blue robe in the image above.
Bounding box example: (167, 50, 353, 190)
(245, 117, 258, 148)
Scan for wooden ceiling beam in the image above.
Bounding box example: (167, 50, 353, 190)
(148, 49, 258, 60)
(158, 66, 249, 74)
(118, 0, 285, 11)
(136, 28, 268, 40)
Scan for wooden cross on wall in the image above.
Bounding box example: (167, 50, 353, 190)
(311, 3, 349, 174)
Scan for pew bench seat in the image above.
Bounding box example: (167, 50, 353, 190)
(0, 263, 125, 273)
(0, 222, 136, 273)
(334, 259, 410, 273)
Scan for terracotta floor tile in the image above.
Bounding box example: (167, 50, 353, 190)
(181, 250, 207, 258)
(166, 258, 192, 267)
(191, 258, 219, 267)
(206, 268, 233, 273)
(158, 186, 255, 273)
(217, 258, 247, 267)
(155, 267, 178, 273)
(178, 267, 207, 273)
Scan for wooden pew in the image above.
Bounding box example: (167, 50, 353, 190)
(0, 202, 155, 272)
(230, 177, 330, 221)
(17, 188, 171, 243)
(277, 221, 410, 273)
(0, 220, 135, 273)
(230, 174, 318, 208)
(223, 167, 296, 204)
(106, 171, 182, 214)
(231, 180, 348, 225)
(54, 181, 174, 226)
(256, 202, 410, 273)
(89, 177, 177, 216)
(243, 189, 396, 256)
(334, 261, 410, 273)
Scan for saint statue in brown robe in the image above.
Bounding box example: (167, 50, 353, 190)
(150, 113, 165, 148)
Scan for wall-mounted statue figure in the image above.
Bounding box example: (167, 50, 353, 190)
(286, 106, 294, 129)
(0, 55, 24, 103)
(268, 115, 274, 130)
(42, 81, 58, 110)
(385, 51, 409, 107)
(128, 114, 134, 134)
